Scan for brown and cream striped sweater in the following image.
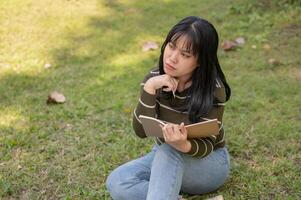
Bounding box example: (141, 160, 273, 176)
(132, 68, 227, 158)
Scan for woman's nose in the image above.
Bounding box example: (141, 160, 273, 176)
(169, 51, 178, 63)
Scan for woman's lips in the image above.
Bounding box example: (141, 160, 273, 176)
(165, 62, 176, 71)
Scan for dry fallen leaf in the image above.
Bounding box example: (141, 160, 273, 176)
(47, 91, 66, 104)
(206, 195, 224, 200)
(142, 41, 159, 52)
(263, 44, 271, 51)
(268, 58, 280, 66)
(44, 63, 51, 68)
(221, 40, 237, 51)
(235, 37, 246, 46)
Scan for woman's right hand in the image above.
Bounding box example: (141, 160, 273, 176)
(144, 74, 178, 95)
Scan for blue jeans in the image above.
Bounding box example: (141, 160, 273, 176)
(106, 143, 230, 200)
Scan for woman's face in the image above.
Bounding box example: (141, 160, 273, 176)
(163, 35, 198, 80)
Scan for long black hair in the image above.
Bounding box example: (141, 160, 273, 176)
(158, 16, 231, 123)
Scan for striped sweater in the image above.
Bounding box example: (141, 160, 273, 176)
(132, 68, 226, 158)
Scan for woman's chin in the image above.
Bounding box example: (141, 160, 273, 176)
(163, 67, 176, 76)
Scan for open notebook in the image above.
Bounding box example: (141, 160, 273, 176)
(139, 115, 219, 139)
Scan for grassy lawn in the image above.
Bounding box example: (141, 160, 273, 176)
(0, 0, 300, 199)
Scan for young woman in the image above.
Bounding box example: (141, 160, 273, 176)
(106, 16, 231, 200)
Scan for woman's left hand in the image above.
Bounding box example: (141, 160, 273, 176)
(161, 123, 191, 153)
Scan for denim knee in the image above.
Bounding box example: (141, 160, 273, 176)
(105, 172, 117, 198)
(107, 168, 146, 200)
(106, 170, 127, 200)
(157, 143, 183, 161)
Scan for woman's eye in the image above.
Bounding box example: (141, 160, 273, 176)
(169, 43, 175, 49)
(182, 53, 191, 58)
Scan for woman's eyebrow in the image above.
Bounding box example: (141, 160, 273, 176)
(180, 49, 193, 54)
(170, 41, 193, 54)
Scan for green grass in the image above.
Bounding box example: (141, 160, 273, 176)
(0, 0, 300, 199)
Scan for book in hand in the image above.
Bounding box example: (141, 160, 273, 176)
(139, 115, 219, 139)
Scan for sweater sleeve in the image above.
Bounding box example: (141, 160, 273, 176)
(132, 70, 159, 138)
(184, 80, 227, 158)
